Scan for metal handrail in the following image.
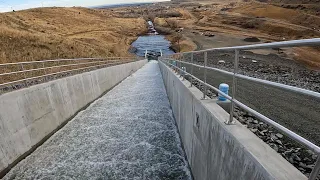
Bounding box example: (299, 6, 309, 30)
(160, 59, 320, 180)
(0, 57, 133, 66)
(0, 57, 143, 91)
(0, 61, 126, 87)
(168, 59, 320, 99)
(0, 60, 111, 76)
(161, 59, 320, 151)
(159, 38, 320, 180)
(174, 38, 320, 54)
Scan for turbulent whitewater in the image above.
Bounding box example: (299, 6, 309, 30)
(3, 61, 191, 180)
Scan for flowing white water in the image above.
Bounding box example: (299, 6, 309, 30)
(3, 62, 192, 179)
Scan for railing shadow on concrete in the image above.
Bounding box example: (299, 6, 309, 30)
(159, 38, 320, 180)
(0, 57, 144, 94)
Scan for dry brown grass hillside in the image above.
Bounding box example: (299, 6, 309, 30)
(145, 1, 320, 68)
(0, 7, 146, 64)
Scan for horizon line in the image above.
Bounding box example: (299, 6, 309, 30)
(0, 0, 169, 13)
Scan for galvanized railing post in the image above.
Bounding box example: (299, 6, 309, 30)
(190, 53, 194, 87)
(180, 54, 184, 77)
(182, 67, 186, 80)
(42, 62, 47, 82)
(20, 64, 28, 88)
(309, 154, 320, 180)
(179, 54, 182, 70)
(178, 55, 181, 73)
(202, 52, 207, 99)
(227, 49, 239, 125)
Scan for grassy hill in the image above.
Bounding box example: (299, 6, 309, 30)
(0, 7, 146, 64)
(145, 0, 320, 68)
(232, 3, 320, 30)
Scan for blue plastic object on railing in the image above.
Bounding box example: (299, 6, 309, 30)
(218, 83, 229, 101)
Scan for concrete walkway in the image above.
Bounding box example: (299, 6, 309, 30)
(3, 61, 191, 180)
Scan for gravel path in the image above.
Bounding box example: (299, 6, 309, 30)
(3, 61, 191, 180)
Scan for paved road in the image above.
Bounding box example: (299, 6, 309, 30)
(3, 61, 191, 180)
(183, 63, 320, 147)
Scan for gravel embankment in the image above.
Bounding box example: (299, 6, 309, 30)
(189, 79, 319, 179)
(179, 51, 320, 147)
(189, 51, 320, 92)
(172, 51, 320, 178)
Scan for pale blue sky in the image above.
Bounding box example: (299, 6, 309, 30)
(0, 0, 166, 12)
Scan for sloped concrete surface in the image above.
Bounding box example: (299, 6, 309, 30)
(3, 61, 191, 180)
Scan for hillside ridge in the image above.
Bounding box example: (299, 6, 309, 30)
(0, 7, 146, 64)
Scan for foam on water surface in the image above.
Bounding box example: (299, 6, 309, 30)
(3, 61, 192, 180)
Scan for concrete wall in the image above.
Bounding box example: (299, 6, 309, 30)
(0, 60, 147, 175)
(159, 61, 306, 180)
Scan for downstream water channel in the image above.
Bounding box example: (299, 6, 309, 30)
(131, 21, 175, 57)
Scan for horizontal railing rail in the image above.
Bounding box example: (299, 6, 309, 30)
(0, 60, 109, 76)
(168, 59, 320, 99)
(0, 57, 129, 66)
(176, 38, 320, 53)
(0, 57, 144, 94)
(159, 38, 320, 180)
